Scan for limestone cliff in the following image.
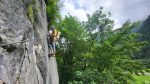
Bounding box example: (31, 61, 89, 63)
(0, 0, 59, 84)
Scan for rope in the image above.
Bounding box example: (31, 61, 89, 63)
(0, 35, 47, 47)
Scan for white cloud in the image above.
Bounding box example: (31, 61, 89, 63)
(60, 0, 88, 21)
(60, 0, 150, 29)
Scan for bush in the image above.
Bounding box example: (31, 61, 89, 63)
(27, 4, 34, 23)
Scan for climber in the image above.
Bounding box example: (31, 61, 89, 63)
(47, 26, 61, 56)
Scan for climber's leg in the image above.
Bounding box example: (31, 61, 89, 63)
(48, 41, 56, 57)
(48, 43, 52, 53)
(52, 41, 56, 54)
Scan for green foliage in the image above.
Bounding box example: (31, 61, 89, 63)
(26, 0, 40, 30)
(137, 59, 150, 68)
(45, 0, 61, 27)
(32, 0, 36, 4)
(85, 7, 114, 43)
(66, 21, 146, 84)
(133, 75, 150, 84)
(56, 14, 146, 84)
(51, 3, 147, 83)
(16, 75, 20, 81)
(27, 4, 34, 22)
(26, 0, 39, 23)
(56, 15, 88, 84)
(34, 5, 39, 12)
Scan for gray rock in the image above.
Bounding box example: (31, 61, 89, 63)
(0, 0, 59, 84)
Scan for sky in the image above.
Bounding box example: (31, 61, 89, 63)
(60, 0, 150, 29)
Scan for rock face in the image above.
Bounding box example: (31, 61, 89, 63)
(0, 0, 59, 84)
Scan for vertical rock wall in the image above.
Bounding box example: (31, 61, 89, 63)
(0, 0, 59, 84)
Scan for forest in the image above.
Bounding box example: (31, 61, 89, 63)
(46, 0, 150, 83)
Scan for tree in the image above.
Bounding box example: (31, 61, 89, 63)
(45, 0, 61, 27)
(67, 21, 146, 84)
(85, 7, 114, 43)
(56, 8, 146, 84)
(56, 15, 88, 84)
